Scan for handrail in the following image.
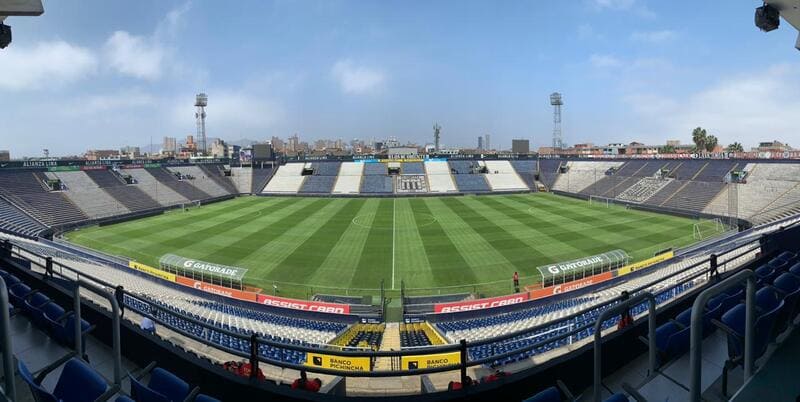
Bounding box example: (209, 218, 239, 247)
(0, 277, 15, 401)
(688, 269, 756, 402)
(73, 278, 123, 388)
(593, 292, 656, 402)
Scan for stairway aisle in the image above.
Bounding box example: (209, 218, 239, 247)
(374, 322, 401, 371)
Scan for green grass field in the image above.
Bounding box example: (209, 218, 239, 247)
(64, 193, 717, 299)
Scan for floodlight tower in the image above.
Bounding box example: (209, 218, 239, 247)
(195, 93, 208, 155)
(433, 123, 441, 151)
(550, 92, 563, 149)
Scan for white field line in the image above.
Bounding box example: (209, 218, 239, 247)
(392, 198, 396, 290)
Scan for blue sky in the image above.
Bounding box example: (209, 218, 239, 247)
(1, 0, 799, 157)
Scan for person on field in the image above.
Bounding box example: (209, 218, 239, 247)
(513, 271, 520, 293)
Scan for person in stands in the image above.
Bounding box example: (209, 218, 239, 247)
(114, 285, 125, 318)
(292, 370, 321, 392)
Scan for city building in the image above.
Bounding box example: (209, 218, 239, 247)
(0, 150, 9, 161)
(162, 137, 177, 154)
(753, 140, 793, 153)
(477, 136, 484, 150)
(84, 149, 119, 160)
(119, 146, 141, 158)
(210, 139, 227, 158)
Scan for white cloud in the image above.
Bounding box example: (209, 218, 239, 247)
(591, 0, 636, 10)
(331, 59, 386, 94)
(104, 31, 165, 80)
(631, 30, 677, 43)
(589, 0, 655, 18)
(103, 2, 192, 81)
(61, 90, 157, 116)
(0, 40, 97, 90)
(589, 54, 622, 68)
(626, 64, 800, 146)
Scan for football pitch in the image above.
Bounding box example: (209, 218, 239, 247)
(64, 193, 716, 298)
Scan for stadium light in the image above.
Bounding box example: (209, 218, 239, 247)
(0, 22, 10, 49)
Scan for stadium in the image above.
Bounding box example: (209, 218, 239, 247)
(2, 2, 800, 402)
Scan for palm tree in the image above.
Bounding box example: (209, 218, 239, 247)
(691, 127, 707, 152)
(727, 142, 744, 152)
(705, 135, 718, 152)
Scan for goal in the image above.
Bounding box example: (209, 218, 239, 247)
(588, 195, 614, 208)
(693, 218, 725, 240)
(181, 200, 202, 212)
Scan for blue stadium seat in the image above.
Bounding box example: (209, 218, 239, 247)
(23, 291, 50, 316)
(717, 299, 784, 395)
(35, 301, 65, 330)
(18, 358, 110, 402)
(131, 365, 198, 402)
(194, 394, 222, 402)
(8, 282, 33, 308)
(522, 386, 561, 402)
(771, 273, 800, 332)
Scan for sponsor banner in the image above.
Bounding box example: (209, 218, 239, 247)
(434, 292, 530, 314)
(159, 254, 248, 281)
(305, 353, 371, 372)
(529, 271, 614, 300)
(119, 164, 143, 169)
(401, 352, 461, 370)
(536, 249, 628, 280)
(128, 261, 176, 282)
(175, 276, 258, 302)
(617, 251, 674, 277)
(257, 294, 350, 315)
(79, 165, 107, 171)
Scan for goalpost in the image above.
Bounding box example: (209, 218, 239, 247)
(693, 218, 725, 240)
(181, 200, 202, 212)
(588, 195, 613, 208)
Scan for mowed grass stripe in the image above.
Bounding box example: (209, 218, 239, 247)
(308, 200, 378, 289)
(474, 196, 583, 259)
(425, 198, 517, 283)
(145, 198, 298, 260)
(236, 199, 351, 278)
(440, 197, 535, 274)
(460, 196, 558, 273)
(268, 199, 365, 281)
(66, 197, 280, 266)
(88, 196, 265, 241)
(352, 199, 393, 288)
(408, 198, 477, 286)
(393, 198, 435, 289)
(216, 198, 328, 267)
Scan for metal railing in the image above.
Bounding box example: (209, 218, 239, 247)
(0, 277, 15, 401)
(688, 269, 757, 402)
(593, 292, 656, 402)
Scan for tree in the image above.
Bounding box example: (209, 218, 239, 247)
(659, 144, 676, 154)
(691, 127, 707, 153)
(727, 142, 744, 152)
(705, 135, 718, 152)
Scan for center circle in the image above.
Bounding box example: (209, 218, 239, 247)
(351, 212, 437, 230)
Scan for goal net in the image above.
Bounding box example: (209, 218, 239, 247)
(588, 195, 613, 208)
(693, 218, 725, 240)
(181, 200, 202, 212)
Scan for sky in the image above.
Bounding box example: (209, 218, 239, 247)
(1, 0, 799, 157)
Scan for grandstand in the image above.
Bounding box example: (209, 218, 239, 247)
(425, 161, 458, 193)
(332, 162, 364, 194)
(263, 162, 307, 194)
